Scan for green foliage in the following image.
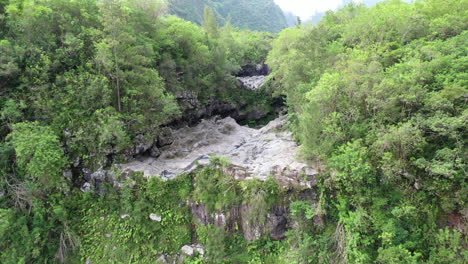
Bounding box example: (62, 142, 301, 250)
(428, 227, 468, 263)
(203, 6, 219, 39)
(329, 140, 376, 200)
(196, 224, 226, 263)
(1, 0, 466, 263)
(7, 122, 67, 189)
(0, 191, 81, 263)
(193, 156, 241, 211)
(267, 0, 468, 262)
(96, 0, 179, 134)
(1, 1, 281, 262)
(290, 201, 315, 221)
(79, 173, 193, 262)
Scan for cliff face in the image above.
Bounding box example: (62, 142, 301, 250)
(168, 0, 288, 32)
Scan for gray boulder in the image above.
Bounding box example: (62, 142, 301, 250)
(158, 127, 174, 147)
(181, 245, 194, 257)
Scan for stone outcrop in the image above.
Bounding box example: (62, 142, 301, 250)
(237, 63, 270, 77)
(171, 94, 240, 127)
(237, 75, 266, 90)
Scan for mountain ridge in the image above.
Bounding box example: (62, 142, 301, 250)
(168, 0, 288, 32)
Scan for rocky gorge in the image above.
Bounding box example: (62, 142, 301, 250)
(75, 64, 321, 259)
(80, 114, 320, 248)
(121, 114, 319, 241)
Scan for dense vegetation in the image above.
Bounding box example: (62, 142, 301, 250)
(0, 0, 466, 263)
(0, 0, 275, 262)
(267, 0, 467, 262)
(168, 0, 288, 32)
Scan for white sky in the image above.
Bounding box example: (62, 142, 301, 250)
(274, 0, 355, 19)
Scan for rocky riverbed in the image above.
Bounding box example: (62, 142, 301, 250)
(237, 75, 266, 90)
(119, 115, 315, 186)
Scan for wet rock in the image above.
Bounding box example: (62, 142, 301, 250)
(269, 206, 289, 240)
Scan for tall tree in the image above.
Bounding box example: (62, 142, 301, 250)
(96, 0, 178, 135)
(203, 6, 219, 39)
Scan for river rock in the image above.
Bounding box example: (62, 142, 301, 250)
(157, 127, 174, 147)
(149, 213, 162, 222)
(134, 134, 153, 155)
(237, 75, 266, 90)
(181, 245, 194, 257)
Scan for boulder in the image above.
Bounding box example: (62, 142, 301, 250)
(181, 244, 204, 257)
(63, 170, 73, 179)
(149, 213, 162, 222)
(181, 245, 194, 257)
(133, 134, 153, 155)
(120, 214, 130, 219)
(158, 127, 174, 147)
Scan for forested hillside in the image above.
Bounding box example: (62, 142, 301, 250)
(267, 0, 467, 262)
(304, 0, 412, 25)
(0, 0, 276, 262)
(168, 0, 288, 32)
(0, 0, 466, 263)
